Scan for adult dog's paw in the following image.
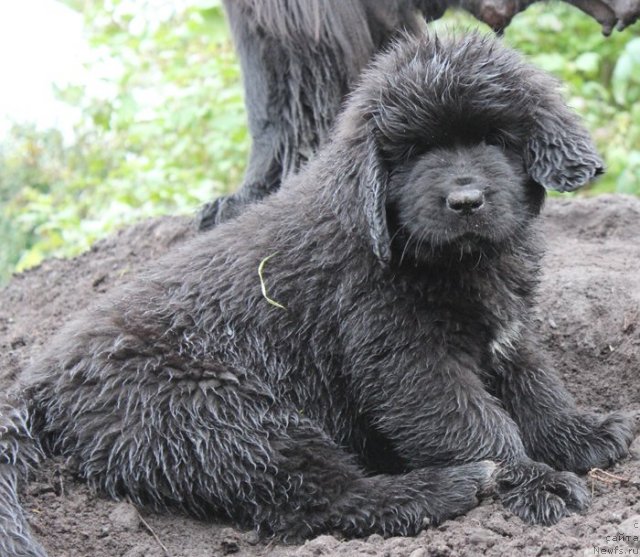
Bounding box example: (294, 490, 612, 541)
(544, 412, 634, 474)
(197, 195, 245, 231)
(496, 462, 590, 525)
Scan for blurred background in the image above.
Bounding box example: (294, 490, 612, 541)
(0, 0, 639, 284)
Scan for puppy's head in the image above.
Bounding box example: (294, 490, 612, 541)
(336, 32, 603, 264)
(386, 142, 541, 261)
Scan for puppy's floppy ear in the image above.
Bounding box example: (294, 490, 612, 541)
(525, 107, 604, 192)
(361, 131, 391, 264)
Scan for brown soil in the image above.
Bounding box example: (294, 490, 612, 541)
(1, 195, 639, 557)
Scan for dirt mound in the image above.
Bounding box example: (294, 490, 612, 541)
(1, 195, 638, 557)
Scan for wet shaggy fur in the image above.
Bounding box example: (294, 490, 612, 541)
(0, 33, 635, 556)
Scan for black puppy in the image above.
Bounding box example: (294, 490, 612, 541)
(0, 32, 632, 556)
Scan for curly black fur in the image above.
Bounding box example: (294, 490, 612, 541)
(0, 32, 632, 556)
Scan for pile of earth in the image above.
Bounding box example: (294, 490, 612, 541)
(0, 195, 638, 556)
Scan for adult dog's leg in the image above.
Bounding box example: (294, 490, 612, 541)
(197, 1, 287, 229)
(199, 0, 375, 229)
(496, 340, 634, 474)
(197, 137, 282, 229)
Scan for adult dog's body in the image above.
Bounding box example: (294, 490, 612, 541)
(0, 33, 633, 556)
(198, 0, 640, 228)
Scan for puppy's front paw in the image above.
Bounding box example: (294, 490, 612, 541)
(545, 412, 634, 473)
(496, 461, 590, 525)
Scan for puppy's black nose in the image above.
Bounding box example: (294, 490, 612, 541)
(446, 189, 485, 215)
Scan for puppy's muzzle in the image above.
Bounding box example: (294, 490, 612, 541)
(446, 188, 485, 215)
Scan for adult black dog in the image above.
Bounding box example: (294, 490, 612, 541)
(0, 32, 634, 556)
(198, 0, 640, 228)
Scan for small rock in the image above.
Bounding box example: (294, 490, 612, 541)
(367, 533, 384, 544)
(122, 546, 151, 557)
(244, 530, 260, 545)
(409, 549, 427, 557)
(108, 502, 140, 531)
(467, 528, 497, 547)
(218, 527, 242, 555)
(605, 511, 624, 523)
(296, 535, 340, 555)
(308, 534, 339, 546)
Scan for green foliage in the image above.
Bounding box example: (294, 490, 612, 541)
(1, 0, 247, 282)
(1, 1, 639, 284)
(0, 125, 68, 279)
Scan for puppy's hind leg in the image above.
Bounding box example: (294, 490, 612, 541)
(32, 359, 491, 541)
(253, 420, 496, 540)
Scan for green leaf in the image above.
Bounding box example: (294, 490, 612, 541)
(574, 52, 600, 76)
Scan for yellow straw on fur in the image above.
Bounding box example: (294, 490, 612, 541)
(258, 253, 287, 310)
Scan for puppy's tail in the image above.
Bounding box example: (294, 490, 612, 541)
(0, 398, 48, 557)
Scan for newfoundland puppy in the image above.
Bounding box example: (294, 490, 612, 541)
(0, 32, 633, 556)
